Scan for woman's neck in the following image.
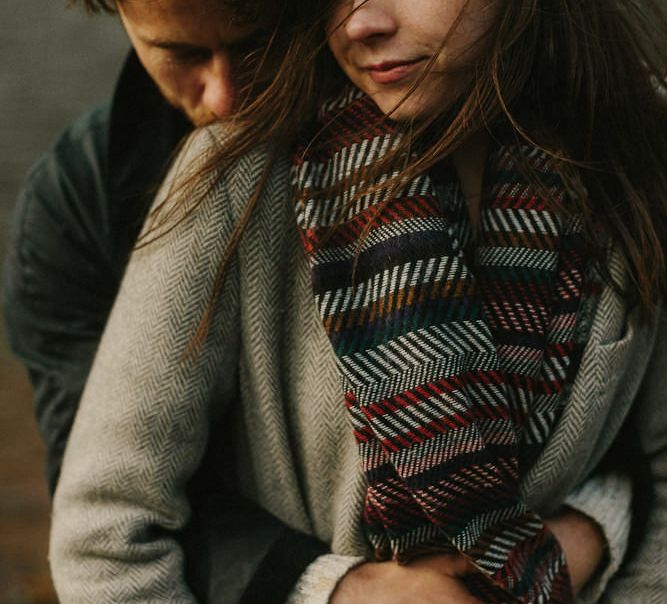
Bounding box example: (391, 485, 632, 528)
(452, 130, 489, 230)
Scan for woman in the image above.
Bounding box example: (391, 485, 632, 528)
(50, 0, 667, 602)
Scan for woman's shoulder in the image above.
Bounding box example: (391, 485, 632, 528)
(142, 124, 290, 243)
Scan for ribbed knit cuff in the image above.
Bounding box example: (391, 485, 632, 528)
(286, 554, 366, 604)
(565, 472, 632, 604)
(238, 528, 330, 604)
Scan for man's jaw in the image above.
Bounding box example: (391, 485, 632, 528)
(159, 87, 221, 126)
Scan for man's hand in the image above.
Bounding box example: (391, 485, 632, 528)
(331, 553, 483, 604)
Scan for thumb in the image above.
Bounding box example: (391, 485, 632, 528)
(421, 552, 479, 577)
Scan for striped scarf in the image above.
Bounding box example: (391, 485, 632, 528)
(291, 89, 590, 603)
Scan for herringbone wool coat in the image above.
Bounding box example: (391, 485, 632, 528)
(50, 128, 667, 603)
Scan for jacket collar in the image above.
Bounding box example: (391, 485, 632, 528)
(107, 51, 191, 271)
(522, 253, 660, 512)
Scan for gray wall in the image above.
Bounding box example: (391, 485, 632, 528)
(1, 2, 128, 252)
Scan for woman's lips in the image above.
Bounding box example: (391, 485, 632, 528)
(365, 58, 427, 85)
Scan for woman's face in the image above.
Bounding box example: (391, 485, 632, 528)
(327, 0, 498, 121)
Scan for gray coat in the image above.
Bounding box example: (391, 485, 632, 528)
(50, 128, 666, 603)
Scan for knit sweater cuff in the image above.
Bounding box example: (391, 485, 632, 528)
(286, 554, 366, 604)
(565, 472, 632, 604)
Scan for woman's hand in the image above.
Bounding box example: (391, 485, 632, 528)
(332, 508, 606, 603)
(545, 507, 607, 595)
(331, 553, 483, 604)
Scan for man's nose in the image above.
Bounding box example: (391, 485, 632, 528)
(201, 51, 235, 118)
(344, 0, 397, 42)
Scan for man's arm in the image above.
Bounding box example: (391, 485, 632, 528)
(3, 105, 118, 492)
(185, 437, 330, 604)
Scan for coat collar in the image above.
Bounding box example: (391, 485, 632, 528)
(522, 249, 660, 512)
(107, 51, 191, 276)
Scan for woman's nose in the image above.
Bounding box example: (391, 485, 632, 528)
(343, 0, 398, 43)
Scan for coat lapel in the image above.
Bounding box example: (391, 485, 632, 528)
(522, 249, 659, 513)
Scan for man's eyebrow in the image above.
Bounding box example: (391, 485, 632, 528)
(140, 37, 205, 52)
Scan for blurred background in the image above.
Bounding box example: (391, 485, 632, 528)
(1, 3, 127, 601)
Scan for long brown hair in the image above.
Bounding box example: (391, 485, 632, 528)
(157, 0, 667, 346)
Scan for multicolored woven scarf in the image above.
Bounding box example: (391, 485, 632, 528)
(291, 88, 591, 603)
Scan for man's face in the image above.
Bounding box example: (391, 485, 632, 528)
(118, 0, 271, 125)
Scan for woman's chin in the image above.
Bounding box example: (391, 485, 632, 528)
(369, 88, 447, 123)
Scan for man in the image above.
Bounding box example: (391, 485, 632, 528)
(3, 1, 328, 601)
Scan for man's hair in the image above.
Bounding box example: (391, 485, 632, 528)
(69, 0, 261, 20)
(69, 0, 116, 13)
